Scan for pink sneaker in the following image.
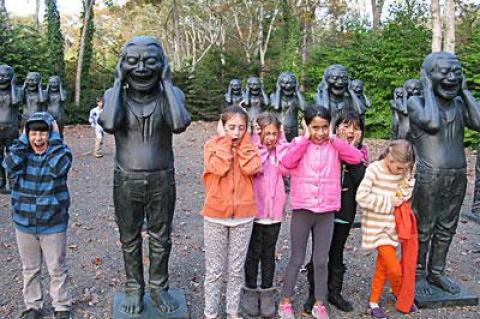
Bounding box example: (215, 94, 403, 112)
(278, 302, 295, 319)
(312, 304, 329, 319)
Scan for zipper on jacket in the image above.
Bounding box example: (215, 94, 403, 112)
(232, 145, 235, 218)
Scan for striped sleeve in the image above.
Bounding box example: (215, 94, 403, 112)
(47, 144, 73, 178)
(3, 137, 29, 177)
(356, 164, 394, 215)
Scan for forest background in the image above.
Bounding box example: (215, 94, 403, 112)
(1, 0, 480, 143)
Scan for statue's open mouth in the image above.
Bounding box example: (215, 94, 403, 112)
(441, 82, 459, 92)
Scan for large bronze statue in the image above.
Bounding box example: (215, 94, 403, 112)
(472, 153, 480, 218)
(22, 72, 45, 125)
(408, 52, 480, 296)
(98, 36, 191, 315)
(242, 76, 269, 132)
(224, 78, 244, 108)
(45, 75, 67, 136)
(0, 65, 20, 192)
(270, 72, 306, 141)
(314, 64, 362, 128)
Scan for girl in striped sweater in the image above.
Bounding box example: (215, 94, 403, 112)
(356, 140, 415, 319)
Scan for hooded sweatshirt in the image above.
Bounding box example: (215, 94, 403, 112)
(3, 112, 72, 234)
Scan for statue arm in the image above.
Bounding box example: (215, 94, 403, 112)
(460, 89, 480, 131)
(348, 83, 364, 115)
(163, 85, 191, 133)
(296, 92, 306, 111)
(98, 87, 123, 134)
(407, 95, 440, 133)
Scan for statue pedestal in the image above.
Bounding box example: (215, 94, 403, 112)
(113, 289, 189, 319)
(461, 210, 480, 225)
(415, 283, 478, 309)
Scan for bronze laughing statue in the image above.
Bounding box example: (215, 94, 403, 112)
(0, 65, 20, 193)
(408, 52, 480, 297)
(98, 36, 191, 315)
(45, 75, 67, 137)
(242, 76, 269, 132)
(270, 72, 306, 142)
(22, 72, 46, 125)
(391, 79, 422, 140)
(224, 78, 244, 108)
(314, 64, 362, 129)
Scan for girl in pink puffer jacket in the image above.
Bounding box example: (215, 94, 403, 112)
(242, 112, 290, 318)
(278, 106, 363, 319)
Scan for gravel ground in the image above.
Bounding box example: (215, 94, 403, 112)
(0, 122, 479, 319)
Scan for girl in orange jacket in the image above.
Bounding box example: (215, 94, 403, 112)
(201, 106, 262, 319)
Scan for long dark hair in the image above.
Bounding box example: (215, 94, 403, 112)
(304, 106, 331, 125)
(220, 105, 248, 125)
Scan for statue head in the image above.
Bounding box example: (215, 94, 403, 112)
(403, 79, 422, 98)
(25, 72, 42, 92)
(394, 87, 404, 99)
(351, 79, 364, 96)
(0, 65, 14, 91)
(119, 36, 166, 93)
(228, 79, 243, 96)
(246, 77, 262, 96)
(48, 76, 61, 92)
(277, 72, 297, 97)
(324, 64, 348, 97)
(422, 52, 462, 101)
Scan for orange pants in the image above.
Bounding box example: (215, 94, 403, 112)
(370, 245, 403, 303)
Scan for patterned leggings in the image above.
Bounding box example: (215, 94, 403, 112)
(203, 219, 253, 317)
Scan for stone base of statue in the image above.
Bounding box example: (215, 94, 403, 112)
(113, 289, 189, 319)
(461, 209, 480, 224)
(415, 280, 478, 309)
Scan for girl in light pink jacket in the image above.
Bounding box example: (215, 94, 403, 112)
(278, 106, 363, 319)
(242, 113, 289, 318)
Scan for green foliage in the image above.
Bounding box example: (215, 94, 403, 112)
(306, 3, 431, 139)
(44, 0, 66, 79)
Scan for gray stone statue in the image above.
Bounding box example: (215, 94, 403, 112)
(408, 52, 480, 296)
(0, 65, 20, 192)
(45, 75, 66, 137)
(314, 64, 362, 129)
(270, 72, 306, 141)
(472, 151, 480, 219)
(22, 72, 45, 125)
(224, 78, 244, 108)
(98, 36, 191, 315)
(391, 80, 422, 140)
(350, 79, 371, 115)
(242, 76, 269, 132)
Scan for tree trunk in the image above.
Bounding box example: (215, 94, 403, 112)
(35, 0, 40, 30)
(371, 0, 385, 29)
(172, 0, 182, 71)
(443, 0, 456, 53)
(74, 0, 95, 106)
(431, 0, 442, 52)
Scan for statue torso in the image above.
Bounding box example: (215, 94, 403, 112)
(47, 92, 65, 122)
(0, 89, 19, 138)
(246, 95, 265, 124)
(114, 94, 174, 172)
(278, 94, 299, 127)
(409, 98, 466, 169)
(24, 91, 44, 117)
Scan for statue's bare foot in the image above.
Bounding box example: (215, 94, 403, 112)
(428, 274, 461, 294)
(122, 290, 144, 314)
(416, 277, 434, 296)
(151, 289, 179, 313)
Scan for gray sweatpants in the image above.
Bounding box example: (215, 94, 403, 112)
(281, 210, 334, 301)
(203, 219, 253, 318)
(15, 230, 72, 311)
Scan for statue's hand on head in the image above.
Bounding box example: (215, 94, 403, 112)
(114, 60, 126, 84)
(420, 69, 432, 91)
(161, 60, 172, 83)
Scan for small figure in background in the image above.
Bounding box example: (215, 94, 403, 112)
(89, 97, 104, 158)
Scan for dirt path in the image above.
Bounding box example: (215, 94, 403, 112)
(0, 122, 479, 319)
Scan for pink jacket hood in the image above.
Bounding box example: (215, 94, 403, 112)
(282, 136, 363, 213)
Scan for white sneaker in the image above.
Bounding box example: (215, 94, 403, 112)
(312, 304, 329, 319)
(278, 302, 295, 319)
